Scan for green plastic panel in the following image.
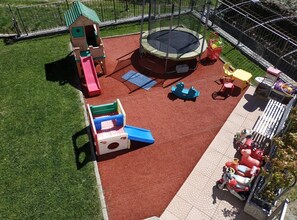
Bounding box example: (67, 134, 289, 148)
(90, 102, 117, 115)
(64, 1, 100, 27)
(71, 26, 85, 38)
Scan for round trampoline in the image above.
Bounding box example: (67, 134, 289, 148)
(141, 27, 207, 61)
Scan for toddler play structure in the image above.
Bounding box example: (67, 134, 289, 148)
(64, 1, 106, 97)
(87, 99, 155, 155)
(171, 82, 200, 100)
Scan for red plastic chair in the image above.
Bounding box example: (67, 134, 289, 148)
(212, 77, 235, 100)
(220, 77, 234, 95)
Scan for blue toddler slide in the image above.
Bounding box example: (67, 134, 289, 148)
(124, 125, 155, 144)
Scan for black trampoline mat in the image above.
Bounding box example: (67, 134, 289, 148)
(147, 30, 200, 54)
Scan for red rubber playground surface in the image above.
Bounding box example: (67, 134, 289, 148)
(85, 34, 245, 220)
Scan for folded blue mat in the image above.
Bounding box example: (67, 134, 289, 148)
(122, 70, 157, 90)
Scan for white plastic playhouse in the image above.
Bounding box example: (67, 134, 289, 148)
(87, 99, 155, 155)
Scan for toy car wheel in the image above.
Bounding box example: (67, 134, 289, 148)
(216, 181, 224, 189)
(240, 191, 250, 200)
(212, 92, 218, 99)
(238, 193, 247, 201)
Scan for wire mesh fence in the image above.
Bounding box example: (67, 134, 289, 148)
(213, 0, 297, 80)
(13, 1, 68, 35)
(81, 0, 143, 23)
(2, 1, 191, 34)
(144, 0, 197, 34)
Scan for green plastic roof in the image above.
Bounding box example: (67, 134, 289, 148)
(64, 1, 100, 27)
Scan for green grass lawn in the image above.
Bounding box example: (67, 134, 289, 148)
(0, 35, 102, 219)
(219, 39, 266, 82)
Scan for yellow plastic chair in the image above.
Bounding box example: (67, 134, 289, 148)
(223, 62, 235, 77)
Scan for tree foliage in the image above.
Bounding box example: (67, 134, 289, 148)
(259, 106, 297, 203)
(263, 0, 297, 15)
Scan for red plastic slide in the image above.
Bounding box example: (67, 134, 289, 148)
(80, 55, 101, 97)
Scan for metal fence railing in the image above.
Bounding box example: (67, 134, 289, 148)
(2, 0, 196, 36)
(1, 0, 296, 80)
(13, 1, 68, 35)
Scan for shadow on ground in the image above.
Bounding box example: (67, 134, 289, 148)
(199, 57, 218, 66)
(212, 86, 242, 100)
(212, 185, 250, 219)
(97, 141, 152, 161)
(44, 53, 81, 91)
(106, 49, 197, 93)
(72, 127, 96, 170)
(243, 93, 268, 112)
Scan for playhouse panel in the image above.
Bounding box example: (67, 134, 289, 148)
(97, 132, 130, 155)
(70, 16, 96, 29)
(71, 26, 85, 38)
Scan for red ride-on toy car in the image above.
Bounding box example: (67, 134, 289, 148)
(207, 32, 223, 61)
(225, 158, 260, 178)
(238, 138, 265, 161)
(216, 167, 256, 201)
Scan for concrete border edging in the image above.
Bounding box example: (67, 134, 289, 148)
(78, 91, 109, 220)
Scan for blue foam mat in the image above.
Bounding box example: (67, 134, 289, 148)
(122, 70, 157, 90)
